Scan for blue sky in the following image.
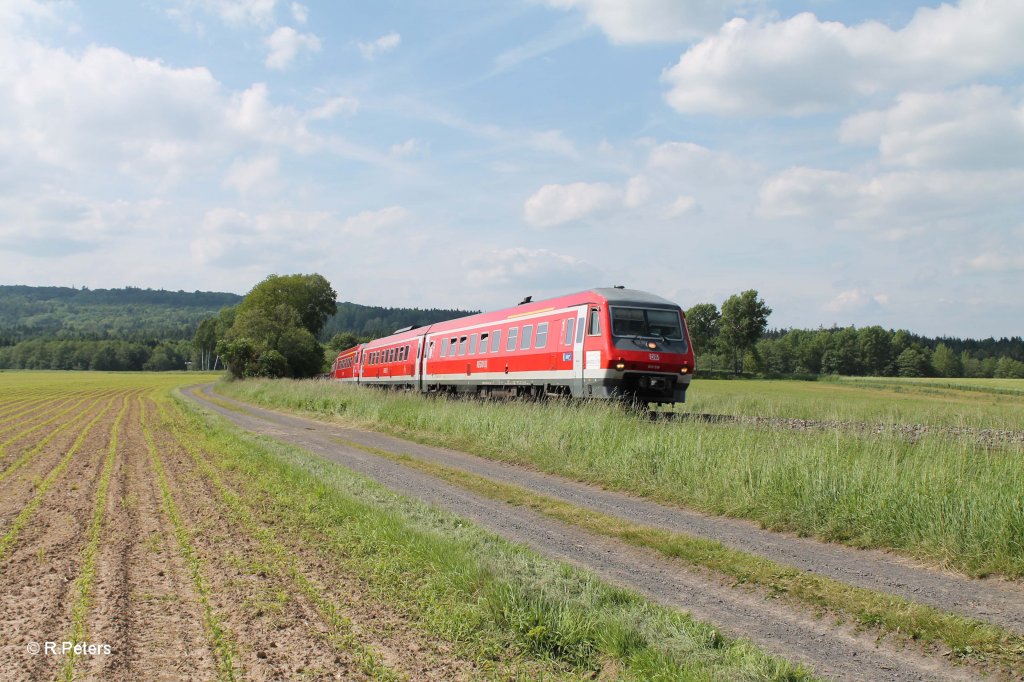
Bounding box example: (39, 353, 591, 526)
(1, 0, 1022, 338)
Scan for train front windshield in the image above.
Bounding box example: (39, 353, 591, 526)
(610, 307, 685, 342)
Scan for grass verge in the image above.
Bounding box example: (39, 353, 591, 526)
(216, 379, 1024, 579)
(331, 434, 1024, 674)
(174, 389, 814, 681)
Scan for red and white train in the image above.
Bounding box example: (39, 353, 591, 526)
(331, 287, 694, 405)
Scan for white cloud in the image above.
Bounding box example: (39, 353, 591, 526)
(524, 182, 620, 227)
(222, 154, 278, 195)
(463, 247, 598, 290)
(290, 2, 308, 24)
(389, 138, 425, 158)
(624, 176, 653, 208)
(664, 195, 698, 218)
(963, 253, 1024, 273)
(544, 0, 742, 43)
(0, 28, 393, 200)
(358, 32, 400, 60)
(0, 0, 58, 34)
(663, 1, 1024, 116)
(191, 207, 338, 267)
(823, 289, 889, 313)
(187, 0, 279, 27)
(306, 96, 359, 120)
(0, 194, 165, 256)
(340, 206, 409, 234)
(840, 86, 1024, 170)
(647, 141, 757, 183)
(526, 130, 576, 157)
(265, 26, 321, 70)
(757, 166, 1024, 237)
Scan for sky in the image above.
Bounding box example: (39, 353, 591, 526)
(1, 0, 1022, 338)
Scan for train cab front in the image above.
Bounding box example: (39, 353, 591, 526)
(603, 304, 693, 405)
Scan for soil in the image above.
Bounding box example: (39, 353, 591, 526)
(0, 393, 122, 681)
(1, 387, 485, 681)
(187, 384, 1023, 682)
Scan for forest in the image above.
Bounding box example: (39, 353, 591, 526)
(1, 284, 1021, 378)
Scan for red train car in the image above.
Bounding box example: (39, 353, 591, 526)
(332, 287, 694, 405)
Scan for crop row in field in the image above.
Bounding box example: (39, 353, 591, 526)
(1, 371, 811, 680)
(219, 378, 1024, 578)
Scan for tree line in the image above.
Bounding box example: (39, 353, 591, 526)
(688, 291, 1024, 378)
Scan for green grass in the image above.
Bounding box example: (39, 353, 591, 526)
(331, 435, 1024, 672)
(670, 376, 1024, 430)
(218, 379, 1024, 578)
(174, 388, 812, 681)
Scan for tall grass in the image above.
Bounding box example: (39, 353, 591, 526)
(219, 379, 1024, 578)
(174, 390, 810, 680)
(674, 377, 1024, 430)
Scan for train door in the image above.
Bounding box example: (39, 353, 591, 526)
(572, 305, 586, 396)
(581, 304, 604, 397)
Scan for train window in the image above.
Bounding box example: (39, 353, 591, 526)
(458, 336, 467, 356)
(449, 338, 457, 356)
(506, 327, 518, 351)
(440, 340, 447, 358)
(490, 330, 501, 352)
(612, 308, 646, 336)
(536, 322, 548, 349)
(520, 324, 533, 350)
(564, 318, 575, 346)
(468, 333, 477, 355)
(428, 341, 434, 358)
(588, 308, 601, 335)
(577, 319, 585, 343)
(478, 333, 488, 354)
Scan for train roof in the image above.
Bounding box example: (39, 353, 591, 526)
(348, 287, 683, 354)
(587, 287, 680, 308)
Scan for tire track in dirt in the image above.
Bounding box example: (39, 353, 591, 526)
(185, 385, 982, 682)
(157, 401, 483, 682)
(0, 392, 125, 682)
(195, 386, 1024, 636)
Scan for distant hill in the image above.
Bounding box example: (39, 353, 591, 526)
(0, 285, 475, 345)
(0, 284, 477, 372)
(323, 302, 477, 341)
(0, 285, 243, 344)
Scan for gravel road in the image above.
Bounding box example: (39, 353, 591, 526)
(185, 384, 1013, 681)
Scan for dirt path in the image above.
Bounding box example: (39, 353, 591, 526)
(186, 384, 994, 682)
(192, 385, 1024, 635)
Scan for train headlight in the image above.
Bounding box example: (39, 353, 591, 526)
(614, 361, 626, 371)
(680, 367, 689, 374)
(647, 341, 657, 350)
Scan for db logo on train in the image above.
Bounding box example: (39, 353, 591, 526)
(648, 353, 660, 361)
